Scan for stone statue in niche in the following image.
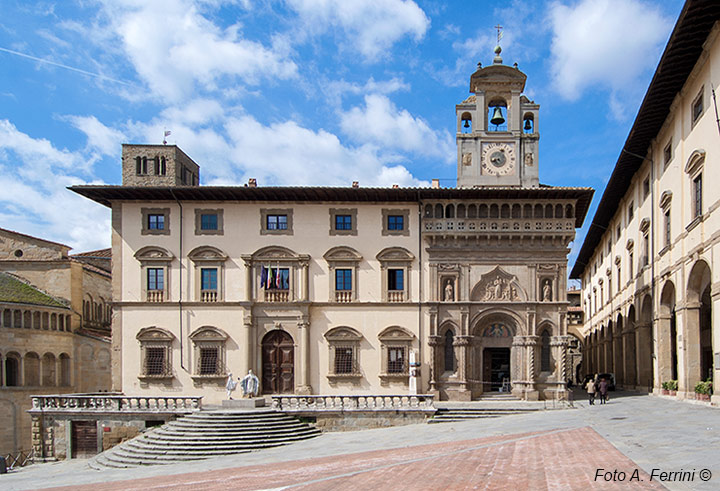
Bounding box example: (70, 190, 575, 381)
(525, 153, 534, 166)
(444, 280, 454, 301)
(543, 280, 552, 302)
(462, 153, 472, 166)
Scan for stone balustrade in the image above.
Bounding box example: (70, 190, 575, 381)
(387, 291, 405, 303)
(335, 291, 353, 303)
(146, 290, 164, 302)
(423, 218, 574, 234)
(264, 290, 289, 302)
(201, 290, 218, 302)
(271, 394, 435, 412)
(29, 394, 202, 414)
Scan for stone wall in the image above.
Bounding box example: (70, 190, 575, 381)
(0, 231, 67, 261)
(312, 411, 430, 431)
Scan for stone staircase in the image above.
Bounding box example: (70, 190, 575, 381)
(90, 409, 321, 468)
(429, 399, 544, 424)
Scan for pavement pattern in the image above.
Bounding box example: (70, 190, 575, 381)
(3, 391, 719, 490)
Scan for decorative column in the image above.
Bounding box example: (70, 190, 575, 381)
(296, 319, 312, 394)
(428, 335, 441, 392)
(241, 257, 253, 302)
(635, 322, 654, 391)
(299, 258, 310, 302)
(454, 336, 472, 400)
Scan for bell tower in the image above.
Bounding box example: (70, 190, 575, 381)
(456, 38, 540, 188)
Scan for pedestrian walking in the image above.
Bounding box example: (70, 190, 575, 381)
(586, 376, 596, 405)
(598, 377, 609, 404)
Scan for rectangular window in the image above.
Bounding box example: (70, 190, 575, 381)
(199, 347, 219, 375)
(335, 214, 352, 230)
(692, 89, 704, 124)
(334, 347, 354, 374)
(147, 268, 164, 291)
(148, 214, 165, 230)
(335, 269, 352, 291)
(200, 213, 218, 230)
(145, 347, 166, 375)
(642, 235, 649, 267)
(665, 210, 671, 247)
(267, 214, 288, 230)
(607, 240, 611, 255)
(629, 252, 634, 279)
(628, 201, 634, 221)
(694, 174, 702, 218)
(201, 268, 218, 291)
(387, 347, 406, 374)
(388, 269, 404, 291)
(388, 215, 404, 231)
(616, 225, 621, 242)
(643, 177, 650, 200)
(664, 140, 672, 167)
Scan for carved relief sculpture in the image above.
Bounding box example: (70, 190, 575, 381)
(525, 153, 534, 166)
(483, 276, 520, 301)
(462, 153, 472, 166)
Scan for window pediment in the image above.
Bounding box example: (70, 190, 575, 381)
(684, 149, 705, 175)
(626, 239, 634, 250)
(376, 247, 414, 262)
(137, 326, 174, 342)
(252, 246, 306, 262)
(188, 246, 227, 262)
(324, 246, 362, 263)
(324, 326, 363, 342)
(471, 266, 527, 302)
(659, 190, 672, 209)
(189, 326, 228, 341)
(640, 217, 651, 233)
(378, 326, 414, 342)
(135, 246, 174, 262)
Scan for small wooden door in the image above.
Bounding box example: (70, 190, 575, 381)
(262, 330, 295, 394)
(71, 421, 98, 458)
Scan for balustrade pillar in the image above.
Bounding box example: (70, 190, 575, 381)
(296, 320, 312, 394)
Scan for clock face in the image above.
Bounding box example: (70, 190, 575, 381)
(482, 143, 516, 176)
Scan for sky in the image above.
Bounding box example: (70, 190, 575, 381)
(0, 0, 685, 279)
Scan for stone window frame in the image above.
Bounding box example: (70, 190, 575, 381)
(659, 190, 673, 254)
(329, 208, 358, 236)
(538, 325, 553, 373)
(378, 326, 414, 381)
(188, 246, 228, 302)
(135, 246, 174, 302)
(261, 208, 294, 235)
(324, 326, 363, 380)
(136, 327, 175, 380)
(141, 208, 171, 236)
(323, 246, 362, 303)
(691, 86, 704, 128)
(245, 246, 309, 303)
(194, 208, 224, 236)
(684, 150, 705, 230)
(377, 247, 414, 303)
(189, 326, 229, 380)
(663, 139, 672, 169)
(381, 209, 410, 236)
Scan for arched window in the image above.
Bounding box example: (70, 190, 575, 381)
(24, 352, 40, 386)
(445, 204, 455, 218)
(487, 100, 507, 131)
(523, 204, 533, 218)
(467, 204, 477, 218)
(59, 353, 71, 386)
(565, 204, 574, 219)
(424, 204, 433, 218)
(478, 204, 488, 218)
(545, 204, 553, 218)
(500, 204, 510, 218)
(42, 353, 56, 386)
(555, 204, 564, 218)
(456, 204, 466, 218)
(5, 353, 20, 386)
(534, 204, 543, 218)
(541, 330, 551, 372)
(511, 204, 521, 218)
(434, 204, 443, 219)
(444, 330, 455, 372)
(489, 204, 499, 218)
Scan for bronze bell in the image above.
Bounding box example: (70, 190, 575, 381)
(524, 118, 532, 131)
(463, 119, 470, 128)
(490, 106, 505, 126)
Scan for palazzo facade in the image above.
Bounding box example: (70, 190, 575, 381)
(73, 49, 592, 403)
(571, 1, 720, 403)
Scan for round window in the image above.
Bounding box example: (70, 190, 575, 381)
(14, 249, 23, 258)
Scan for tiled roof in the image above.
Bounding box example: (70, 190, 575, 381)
(0, 272, 69, 309)
(71, 248, 111, 258)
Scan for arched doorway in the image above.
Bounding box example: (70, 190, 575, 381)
(472, 319, 515, 394)
(687, 260, 713, 390)
(261, 330, 294, 394)
(658, 281, 678, 386)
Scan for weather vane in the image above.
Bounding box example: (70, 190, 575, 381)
(495, 24, 503, 45)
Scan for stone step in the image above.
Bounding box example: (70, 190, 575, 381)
(89, 409, 321, 468)
(429, 406, 540, 423)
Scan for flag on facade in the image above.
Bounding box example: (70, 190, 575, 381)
(260, 266, 268, 288)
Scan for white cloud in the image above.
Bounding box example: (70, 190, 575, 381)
(287, 0, 430, 61)
(0, 120, 110, 251)
(66, 115, 126, 157)
(548, 0, 671, 101)
(96, 0, 298, 102)
(340, 94, 454, 163)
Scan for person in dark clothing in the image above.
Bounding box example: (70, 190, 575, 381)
(598, 378, 609, 404)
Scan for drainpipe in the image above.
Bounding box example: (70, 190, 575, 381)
(169, 188, 186, 371)
(417, 194, 424, 390)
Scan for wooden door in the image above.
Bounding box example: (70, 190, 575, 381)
(71, 421, 97, 458)
(262, 330, 294, 394)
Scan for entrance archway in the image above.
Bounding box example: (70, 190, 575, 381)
(472, 318, 516, 394)
(261, 330, 294, 394)
(687, 260, 713, 391)
(658, 281, 678, 386)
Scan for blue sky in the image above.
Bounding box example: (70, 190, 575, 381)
(0, 0, 684, 275)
